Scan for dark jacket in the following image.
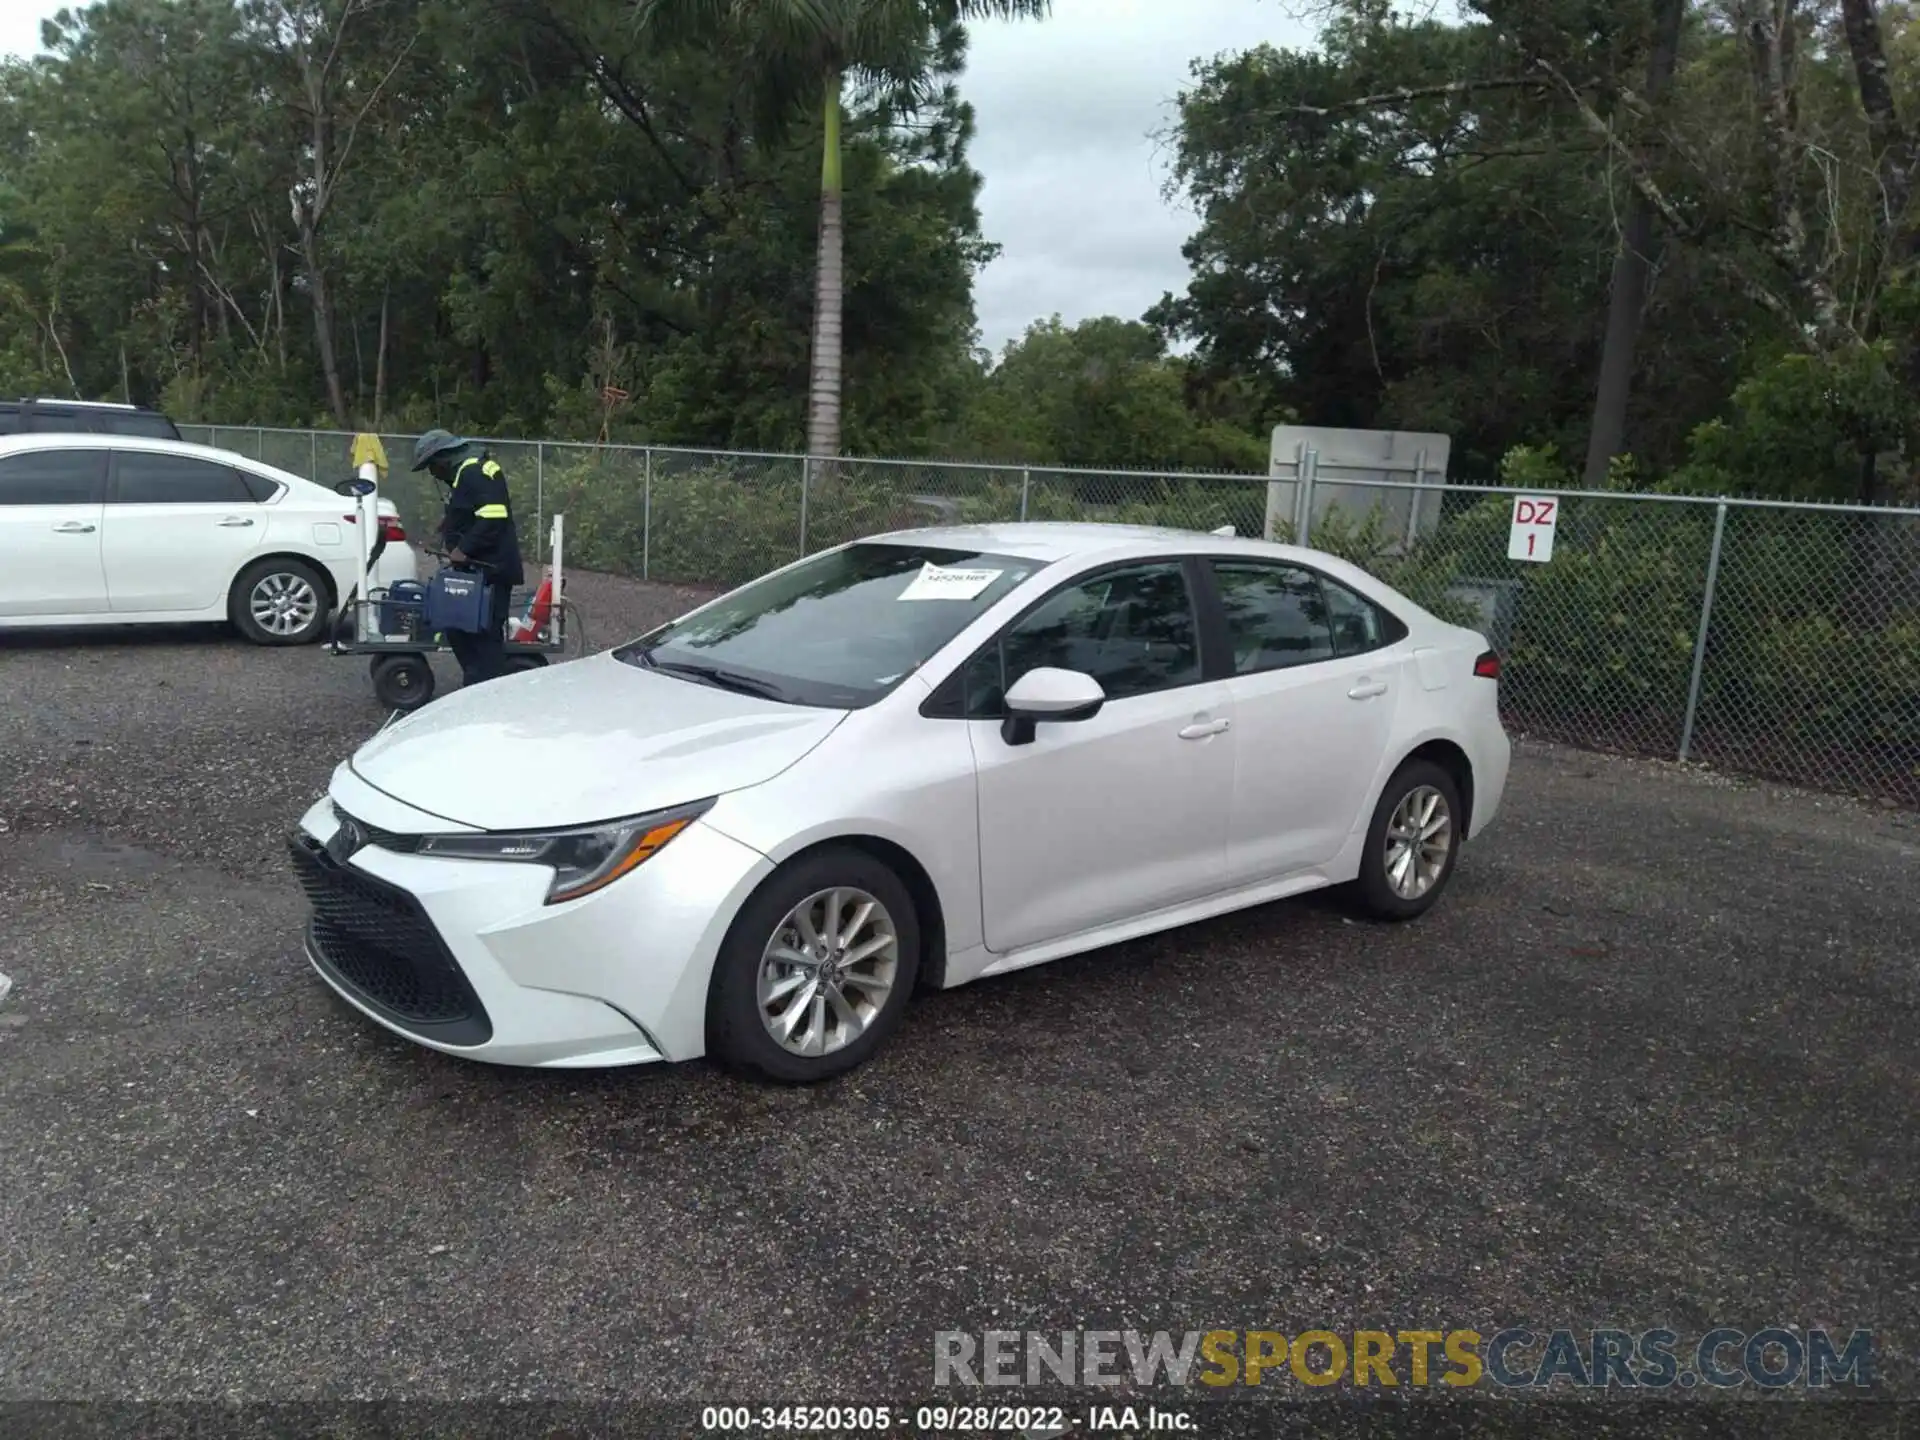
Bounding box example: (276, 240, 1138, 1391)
(440, 448, 525, 588)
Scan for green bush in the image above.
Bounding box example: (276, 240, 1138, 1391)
(541, 451, 926, 589)
(1730, 612, 1920, 757)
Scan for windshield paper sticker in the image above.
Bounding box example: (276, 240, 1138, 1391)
(898, 562, 1003, 601)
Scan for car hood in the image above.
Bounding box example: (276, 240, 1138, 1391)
(346, 652, 846, 831)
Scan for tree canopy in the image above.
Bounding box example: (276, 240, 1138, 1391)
(0, 0, 1021, 455)
(1152, 0, 1920, 502)
(4, 0, 1920, 497)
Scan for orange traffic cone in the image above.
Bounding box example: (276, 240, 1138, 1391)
(507, 570, 554, 643)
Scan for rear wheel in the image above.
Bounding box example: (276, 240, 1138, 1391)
(1350, 759, 1463, 921)
(501, 652, 549, 676)
(230, 557, 330, 645)
(370, 653, 435, 711)
(706, 846, 921, 1083)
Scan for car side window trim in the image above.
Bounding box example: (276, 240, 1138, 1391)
(920, 554, 1221, 719)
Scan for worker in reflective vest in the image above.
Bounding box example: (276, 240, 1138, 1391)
(410, 429, 526, 686)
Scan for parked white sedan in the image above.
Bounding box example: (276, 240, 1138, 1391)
(290, 522, 1511, 1083)
(0, 433, 416, 645)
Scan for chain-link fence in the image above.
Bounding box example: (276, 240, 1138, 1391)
(179, 425, 1920, 808)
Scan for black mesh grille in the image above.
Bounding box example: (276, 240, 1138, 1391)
(288, 833, 492, 1046)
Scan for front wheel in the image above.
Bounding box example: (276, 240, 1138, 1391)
(1350, 759, 1464, 921)
(706, 846, 921, 1084)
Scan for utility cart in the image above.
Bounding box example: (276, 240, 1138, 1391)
(324, 472, 577, 712)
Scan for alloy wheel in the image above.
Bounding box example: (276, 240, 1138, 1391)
(250, 572, 320, 637)
(1385, 784, 1452, 900)
(756, 887, 900, 1058)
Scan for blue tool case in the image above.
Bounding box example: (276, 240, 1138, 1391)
(424, 567, 489, 633)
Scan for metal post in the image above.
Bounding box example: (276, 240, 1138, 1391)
(535, 442, 545, 541)
(351, 458, 378, 643)
(799, 456, 811, 558)
(1019, 468, 1031, 522)
(1296, 446, 1319, 549)
(1263, 446, 1296, 542)
(1678, 502, 1729, 762)
(1407, 448, 1428, 546)
(642, 448, 653, 581)
(309, 430, 317, 481)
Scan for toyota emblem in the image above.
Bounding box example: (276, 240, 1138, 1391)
(328, 818, 364, 863)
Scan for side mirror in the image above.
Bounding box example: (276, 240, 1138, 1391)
(1000, 667, 1105, 746)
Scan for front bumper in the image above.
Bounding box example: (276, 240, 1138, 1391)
(289, 767, 774, 1068)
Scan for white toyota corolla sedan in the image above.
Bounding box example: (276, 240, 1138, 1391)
(289, 522, 1511, 1082)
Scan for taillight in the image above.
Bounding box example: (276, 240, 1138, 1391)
(345, 513, 407, 542)
(1473, 650, 1501, 679)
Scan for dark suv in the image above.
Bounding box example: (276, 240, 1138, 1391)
(0, 397, 182, 439)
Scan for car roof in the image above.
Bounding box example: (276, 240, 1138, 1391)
(2, 397, 159, 412)
(0, 431, 263, 463)
(0, 430, 314, 485)
(865, 519, 1359, 571)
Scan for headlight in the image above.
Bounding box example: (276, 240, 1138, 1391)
(417, 798, 714, 905)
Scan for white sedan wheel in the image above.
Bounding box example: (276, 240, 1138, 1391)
(756, 887, 901, 1058)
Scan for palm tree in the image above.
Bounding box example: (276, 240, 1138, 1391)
(633, 0, 1050, 460)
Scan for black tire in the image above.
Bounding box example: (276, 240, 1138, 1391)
(706, 845, 922, 1084)
(501, 652, 549, 675)
(229, 556, 333, 646)
(371, 653, 435, 711)
(1350, 758, 1465, 922)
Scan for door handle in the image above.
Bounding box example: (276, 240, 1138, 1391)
(218, 517, 256, 527)
(1348, 679, 1388, 700)
(53, 521, 96, 534)
(1178, 718, 1231, 740)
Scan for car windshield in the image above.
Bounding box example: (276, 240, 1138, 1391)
(614, 541, 1037, 709)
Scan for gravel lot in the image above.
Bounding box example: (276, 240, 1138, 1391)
(2, 571, 1916, 1437)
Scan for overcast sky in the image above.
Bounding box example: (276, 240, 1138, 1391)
(0, 0, 49, 60)
(0, 0, 1314, 355)
(962, 0, 1308, 354)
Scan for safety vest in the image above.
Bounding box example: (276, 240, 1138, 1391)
(452, 455, 511, 521)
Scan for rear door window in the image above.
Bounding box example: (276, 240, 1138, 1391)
(1209, 561, 1336, 673)
(110, 452, 256, 505)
